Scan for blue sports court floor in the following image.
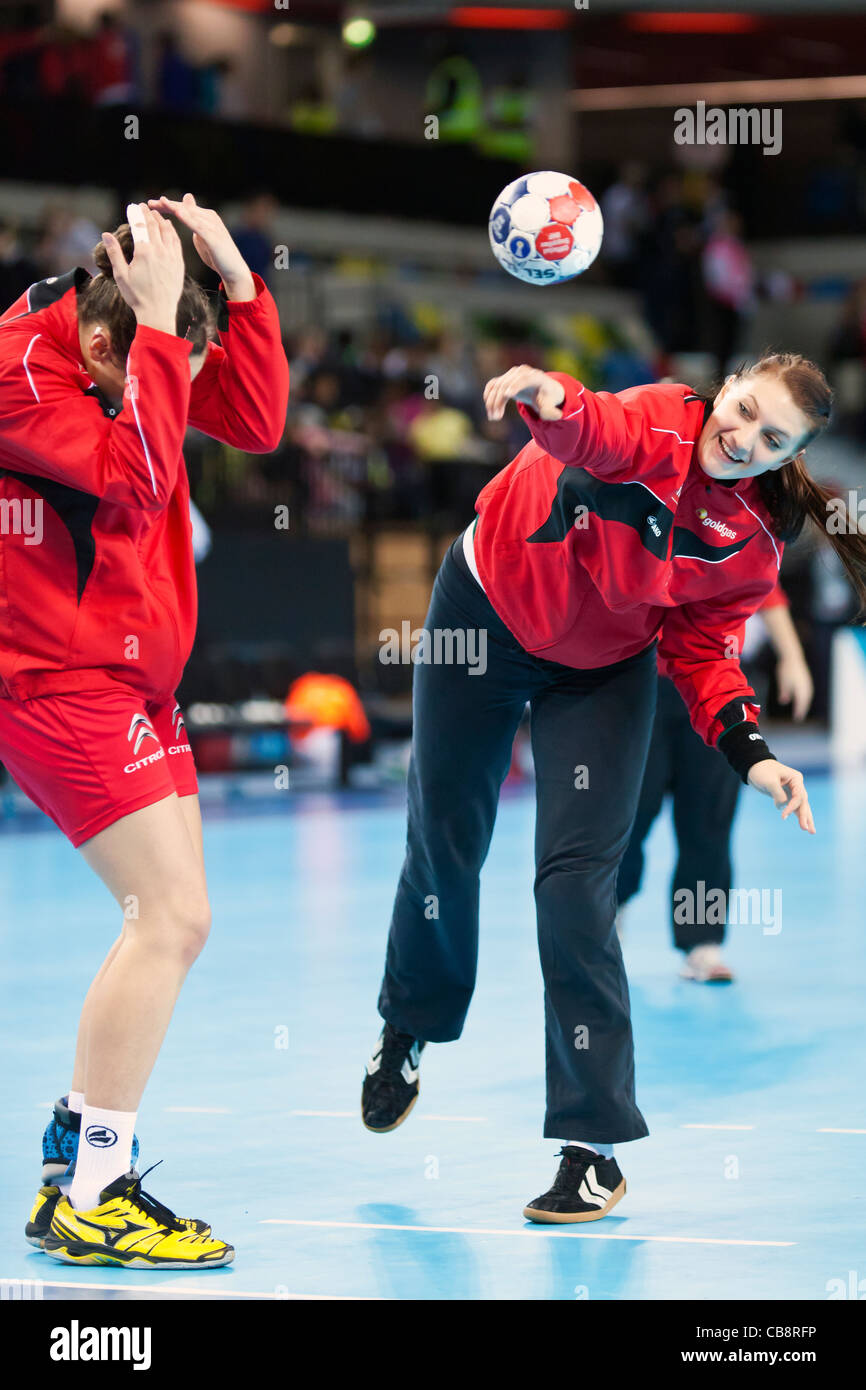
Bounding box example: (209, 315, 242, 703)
(1, 768, 864, 1301)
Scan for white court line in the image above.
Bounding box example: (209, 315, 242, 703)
(0, 1278, 374, 1301)
(817, 1127, 866, 1134)
(289, 1110, 487, 1122)
(261, 1218, 793, 1248)
(682, 1124, 755, 1131)
(163, 1107, 232, 1114)
(422, 1115, 488, 1123)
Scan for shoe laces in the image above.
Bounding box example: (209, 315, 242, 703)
(550, 1146, 597, 1194)
(118, 1161, 187, 1235)
(378, 1027, 420, 1080)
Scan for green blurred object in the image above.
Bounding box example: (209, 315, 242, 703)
(426, 55, 484, 143)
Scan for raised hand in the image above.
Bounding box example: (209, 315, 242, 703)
(147, 193, 256, 301)
(102, 203, 185, 336)
(483, 365, 566, 422)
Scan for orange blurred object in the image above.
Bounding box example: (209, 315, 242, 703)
(285, 673, 371, 744)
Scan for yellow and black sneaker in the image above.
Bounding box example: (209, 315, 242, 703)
(25, 1182, 62, 1249)
(26, 1171, 212, 1251)
(43, 1167, 232, 1269)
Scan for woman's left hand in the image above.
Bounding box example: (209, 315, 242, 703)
(747, 759, 815, 833)
(147, 193, 257, 301)
(775, 655, 814, 722)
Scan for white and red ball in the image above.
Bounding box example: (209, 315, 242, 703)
(488, 171, 603, 285)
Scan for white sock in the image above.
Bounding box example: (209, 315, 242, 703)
(561, 1140, 614, 1160)
(69, 1105, 136, 1212)
(67, 1090, 84, 1115)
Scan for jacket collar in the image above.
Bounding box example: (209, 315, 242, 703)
(25, 267, 93, 368)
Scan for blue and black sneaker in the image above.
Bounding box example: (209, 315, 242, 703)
(41, 1095, 140, 1182)
(25, 1096, 141, 1250)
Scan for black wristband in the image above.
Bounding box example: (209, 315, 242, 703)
(717, 722, 775, 783)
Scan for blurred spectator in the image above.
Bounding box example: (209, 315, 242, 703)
(156, 31, 197, 113)
(829, 278, 866, 364)
(828, 279, 866, 437)
(89, 11, 136, 107)
(211, 57, 247, 122)
(600, 162, 649, 289)
(38, 24, 90, 104)
(406, 400, 474, 462)
(638, 173, 702, 356)
(701, 210, 755, 375)
(35, 204, 102, 275)
(288, 80, 338, 135)
(229, 194, 278, 288)
(0, 222, 40, 310)
(335, 50, 384, 139)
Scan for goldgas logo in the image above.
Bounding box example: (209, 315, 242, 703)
(696, 507, 737, 539)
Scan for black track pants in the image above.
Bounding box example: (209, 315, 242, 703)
(378, 539, 658, 1142)
(616, 675, 743, 951)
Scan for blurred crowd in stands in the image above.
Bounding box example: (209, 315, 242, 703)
(0, 11, 241, 117)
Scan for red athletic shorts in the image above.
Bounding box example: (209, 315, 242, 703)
(0, 688, 198, 848)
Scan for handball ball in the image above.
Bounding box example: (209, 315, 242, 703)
(488, 171, 604, 285)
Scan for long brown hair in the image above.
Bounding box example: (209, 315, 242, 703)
(78, 223, 214, 361)
(725, 352, 866, 619)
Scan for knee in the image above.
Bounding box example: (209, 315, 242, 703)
(135, 891, 212, 968)
(171, 894, 212, 966)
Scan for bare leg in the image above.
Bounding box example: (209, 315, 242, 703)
(69, 793, 206, 1094)
(69, 936, 124, 1095)
(76, 793, 210, 1110)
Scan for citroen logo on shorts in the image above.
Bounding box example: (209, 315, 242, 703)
(128, 713, 159, 756)
(171, 705, 186, 738)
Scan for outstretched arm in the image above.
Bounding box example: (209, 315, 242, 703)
(483, 365, 640, 481)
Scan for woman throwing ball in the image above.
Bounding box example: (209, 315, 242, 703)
(0, 195, 288, 1267)
(362, 352, 866, 1222)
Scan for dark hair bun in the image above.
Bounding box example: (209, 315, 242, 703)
(92, 223, 135, 278)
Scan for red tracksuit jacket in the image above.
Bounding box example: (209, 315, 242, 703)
(473, 372, 784, 748)
(0, 268, 288, 703)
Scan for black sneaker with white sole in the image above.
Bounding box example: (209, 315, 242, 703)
(361, 1023, 426, 1132)
(523, 1146, 626, 1224)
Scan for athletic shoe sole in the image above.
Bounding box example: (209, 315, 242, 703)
(361, 1091, 420, 1134)
(43, 1242, 234, 1270)
(522, 1177, 627, 1224)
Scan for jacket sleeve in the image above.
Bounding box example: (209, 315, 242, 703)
(186, 274, 289, 453)
(0, 326, 192, 510)
(516, 371, 643, 481)
(657, 572, 781, 777)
